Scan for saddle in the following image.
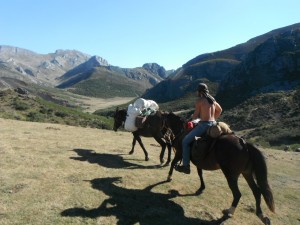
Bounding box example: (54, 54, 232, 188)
(135, 116, 147, 128)
(135, 108, 157, 128)
(191, 121, 233, 163)
(207, 122, 233, 138)
(191, 136, 214, 163)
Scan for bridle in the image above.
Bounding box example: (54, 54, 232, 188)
(114, 109, 127, 130)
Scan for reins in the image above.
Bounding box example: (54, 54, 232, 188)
(170, 128, 184, 143)
(162, 113, 185, 145)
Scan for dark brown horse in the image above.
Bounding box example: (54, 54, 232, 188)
(163, 112, 275, 225)
(113, 108, 172, 165)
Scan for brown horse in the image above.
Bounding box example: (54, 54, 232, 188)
(163, 112, 275, 225)
(113, 108, 172, 165)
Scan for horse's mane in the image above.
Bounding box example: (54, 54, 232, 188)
(168, 112, 185, 124)
(166, 112, 185, 134)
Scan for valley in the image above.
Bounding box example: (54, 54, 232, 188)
(74, 95, 135, 113)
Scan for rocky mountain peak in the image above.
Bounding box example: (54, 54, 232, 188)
(142, 63, 167, 78)
(0, 45, 109, 86)
(58, 55, 109, 80)
(87, 55, 109, 67)
(0, 45, 37, 57)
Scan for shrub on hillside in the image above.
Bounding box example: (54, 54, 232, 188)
(13, 99, 29, 111)
(27, 112, 45, 122)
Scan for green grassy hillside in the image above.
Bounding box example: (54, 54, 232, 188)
(64, 67, 156, 98)
(97, 88, 300, 151)
(58, 66, 162, 98)
(221, 89, 300, 150)
(159, 89, 300, 150)
(0, 89, 112, 129)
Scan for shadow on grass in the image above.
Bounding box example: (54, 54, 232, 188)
(70, 148, 166, 169)
(61, 177, 229, 225)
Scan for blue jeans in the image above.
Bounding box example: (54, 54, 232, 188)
(182, 121, 216, 166)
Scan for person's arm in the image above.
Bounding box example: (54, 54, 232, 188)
(191, 100, 201, 120)
(214, 102, 222, 119)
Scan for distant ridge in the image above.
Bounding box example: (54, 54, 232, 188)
(217, 27, 300, 108)
(143, 22, 300, 103)
(0, 45, 92, 85)
(0, 45, 168, 98)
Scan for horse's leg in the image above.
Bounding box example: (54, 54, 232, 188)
(153, 136, 167, 164)
(222, 172, 241, 217)
(165, 143, 172, 166)
(243, 173, 270, 225)
(134, 134, 149, 161)
(195, 167, 205, 195)
(129, 136, 136, 155)
(167, 154, 181, 181)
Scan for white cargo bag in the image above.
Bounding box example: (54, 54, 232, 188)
(124, 104, 140, 132)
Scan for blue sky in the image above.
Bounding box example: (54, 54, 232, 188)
(1, 0, 299, 70)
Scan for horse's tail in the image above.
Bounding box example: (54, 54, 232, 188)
(248, 142, 275, 213)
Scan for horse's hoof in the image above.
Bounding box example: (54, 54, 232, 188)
(145, 157, 149, 161)
(167, 176, 172, 182)
(222, 207, 235, 218)
(168, 189, 179, 196)
(195, 188, 204, 195)
(258, 214, 271, 225)
(222, 210, 233, 218)
(129, 151, 133, 155)
(262, 217, 271, 225)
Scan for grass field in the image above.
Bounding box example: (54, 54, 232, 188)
(0, 118, 299, 225)
(76, 96, 134, 113)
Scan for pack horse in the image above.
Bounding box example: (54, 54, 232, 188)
(113, 98, 172, 165)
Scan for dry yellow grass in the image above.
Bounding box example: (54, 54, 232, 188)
(71, 96, 134, 112)
(0, 118, 299, 225)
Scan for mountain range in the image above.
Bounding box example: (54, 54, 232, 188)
(0, 22, 300, 149)
(1, 23, 299, 101)
(143, 23, 300, 108)
(142, 22, 299, 149)
(0, 46, 92, 85)
(0, 45, 172, 97)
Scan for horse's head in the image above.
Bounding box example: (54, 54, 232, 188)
(113, 107, 127, 131)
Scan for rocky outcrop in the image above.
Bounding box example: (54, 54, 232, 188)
(0, 46, 93, 85)
(58, 55, 109, 82)
(217, 28, 300, 108)
(142, 63, 167, 79)
(183, 59, 240, 82)
(144, 23, 300, 104)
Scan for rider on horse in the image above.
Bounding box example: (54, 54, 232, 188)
(176, 83, 222, 174)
